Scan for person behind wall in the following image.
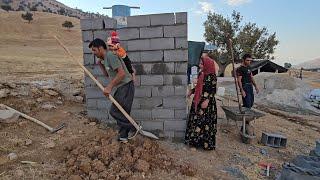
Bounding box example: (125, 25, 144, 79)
(89, 38, 136, 143)
(185, 57, 218, 150)
(236, 54, 259, 109)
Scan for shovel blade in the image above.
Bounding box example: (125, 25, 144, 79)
(139, 130, 159, 140)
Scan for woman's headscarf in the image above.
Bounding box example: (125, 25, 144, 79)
(193, 57, 216, 111)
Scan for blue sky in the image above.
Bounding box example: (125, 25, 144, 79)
(58, 0, 320, 65)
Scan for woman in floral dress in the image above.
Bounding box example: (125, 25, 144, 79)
(185, 57, 218, 150)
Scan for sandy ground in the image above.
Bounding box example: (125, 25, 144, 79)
(1, 11, 320, 180)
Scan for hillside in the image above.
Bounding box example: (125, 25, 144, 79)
(0, 11, 83, 81)
(295, 58, 320, 69)
(0, 0, 103, 19)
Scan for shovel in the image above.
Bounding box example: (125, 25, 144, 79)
(53, 36, 159, 140)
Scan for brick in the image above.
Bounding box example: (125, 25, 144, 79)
(163, 97, 186, 108)
(85, 87, 105, 99)
(175, 12, 187, 24)
(135, 86, 152, 97)
(175, 86, 186, 96)
(163, 75, 187, 85)
(80, 19, 91, 30)
(152, 109, 174, 119)
(103, 17, 117, 29)
(175, 109, 187, 119)
(92, 18, 105, 30)
(175, 62, 188, 73)
(151, 63, 174, 74)
(82, 30, 93, 42)
(117, 28, 140, 40)
(164, 120, 186, 131)
(137, 97, 163, 109)
(93, 30, 112, 40)
(140, 51, 163, 63)
(141, 121, 164, 131)
(127, 51, 140, 62)
(127, 39, 150, 51)
(96, 99, 111, 109)
(140, 26, 163, 38)
(86, 98, 97, 108)
(83, 54, 95, 65)
(131, 110, 152, 119)
(164, 25, 187, 37)
(175, 37, 188, 49)
(164, 50, 188, 62)
(150, 38, 174, 50)
(87, 109, 109, 120)
(152, 86, 174, 97)
(150, 13, 175, 26)
(132, 64, 152, 75)
(83, 42, 92, 54)
(140, 75, 163, 86)
(127, 15, 151, 27)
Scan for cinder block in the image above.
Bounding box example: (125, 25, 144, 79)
(92, 18, 105, 30)
(135, 75, 141, 86)
(131, 109, 152, 119)
(163, 75, 187, 85)
(86, 65, 103, 76)
(164, 131, 175, 138)
(151, 63, 174, 74)
(132, 63, 152, 75)
(85, 75, 95, 87)
(117, 28, 140, 40)
(83, 54, 95, 65)
(137, 97, 163, 109)
(175, 86, 186, 96)
(175, 62, 188, 74)
(127, 51, 140, 62)
(135, 86, 152, 97)
(140, 26, 163, 39)
(175, 109, 187, 119)
(152, 86, 175, 97)
(141, 121, 164, 131)
(86, 98, 97, 108)
(96, 99, 111, 109)
(83, 42, 92, 54)
(127, 39, 150, 51)
(119, 40, 128, 50)
(140, 75, 163, 86)
(87, 109, 109, 120)
(164, 120, 186, 131)
(152, 109, 174, 119)
(93, 30, 111, 40)
(175, 12, 187, 24)
(163, 97, 186, 108)
(150, 13, 175, 26)
(103, 17, 117, 29)
(82, 30, 93, 42)
(174, 131, 186, 138)
(261, 132, 287, 148)
(164, 50, 188, 62)
(150, 38, 174, 50)
(96, 76, 110, 86)
(140, 51, 163, 63)
(175, 37, 188, 49)
(132, 99, 140, 109)
(164, 24, 187, 37)
(80, 18, 91, 30)
(127, 15, 151, 27)
(85, 87, 105, 99)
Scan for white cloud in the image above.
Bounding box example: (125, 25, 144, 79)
(195, 1, 214, 15)
(227, 0, 251, 6)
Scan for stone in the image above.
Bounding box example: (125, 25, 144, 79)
(135, 159, 150, 172)
(8, 153, 18, 160)
(89, 122, 96, 126)
(45, 141, 56, 149)
(69, 175, 83, 180)
(0, 89, 10, 98)
(16, 169, 24, 177)
(41, 103, 57, 110)
(0, 109, 20, 123)
(25, 139, 32, 146)
(75, 96, 84, 103)
(43, 89, 59, 96)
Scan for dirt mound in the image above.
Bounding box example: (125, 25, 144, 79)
(61, 130, 196, 179)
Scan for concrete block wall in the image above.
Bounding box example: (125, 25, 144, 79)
(81, 12, 188, 138)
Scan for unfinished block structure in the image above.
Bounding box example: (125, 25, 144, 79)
(81, 12, 188, 138)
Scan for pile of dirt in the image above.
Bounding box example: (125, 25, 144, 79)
(60, 130, 196, 179)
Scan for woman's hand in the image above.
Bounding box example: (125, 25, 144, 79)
(201, 99, 209, 109)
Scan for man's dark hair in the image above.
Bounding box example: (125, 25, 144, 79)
(242, 53, 252, 61)
(88, 38, 107, 49)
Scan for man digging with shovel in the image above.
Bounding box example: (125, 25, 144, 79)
(89, 38, 136, 143)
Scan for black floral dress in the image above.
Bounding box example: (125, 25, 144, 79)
(185, 74, 217, 150)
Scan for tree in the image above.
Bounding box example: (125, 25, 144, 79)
(62, 21, 74, 31)
(1, 5, 12, 12)
(21, 12, 33, 23)
(284, 63, 292, 69)
(204, 11, 279, 74)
